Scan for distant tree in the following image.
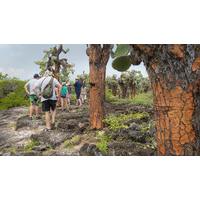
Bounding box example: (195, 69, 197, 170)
(60, 63, 75, 82)
(106, 75, 118, 96)
(0, 72, 8, 80)
(35, 44, 73, 80)
(140, 77, 151, 93)
(118, 73, 129, 98)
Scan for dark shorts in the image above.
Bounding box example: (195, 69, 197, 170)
(42, 100, 57, 112)
(61, 96, 66, 98)
(75, 91, 81, 99)
(29, 94, 39, 106)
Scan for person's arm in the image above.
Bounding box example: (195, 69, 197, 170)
(54, 79, 62, 98)
(24, 82, 30, 95)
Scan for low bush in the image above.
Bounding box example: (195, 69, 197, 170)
(0, 79, 29, 110)
(106, 89, 153, 106)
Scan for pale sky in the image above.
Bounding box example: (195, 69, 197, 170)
(0, 44, 148, 80)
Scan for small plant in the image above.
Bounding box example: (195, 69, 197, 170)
(104, 112, 149, 132)
(64, 135, 81, 148)
(96, 131, 111, 154)
(24, 139, 40, 152)
(7, 147, 17, 154)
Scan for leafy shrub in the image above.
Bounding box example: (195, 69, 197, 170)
(104, 112, 149, 132)
(0, 79, 29, 110)
(96, 131, 111, 154)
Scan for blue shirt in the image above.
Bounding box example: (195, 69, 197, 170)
(74, 81, 82, 93)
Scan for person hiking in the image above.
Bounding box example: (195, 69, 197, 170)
(24, 74, 40, 119)
(66, 81, 72, 105)
(34, 69, 61, 131)
(60, 82, 68, 111)
(74, 78, 82, 107)
(80, 81, 87, 104)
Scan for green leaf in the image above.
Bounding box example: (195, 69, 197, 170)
(114, 44, 131, 58)
(112, 56, 132, 72)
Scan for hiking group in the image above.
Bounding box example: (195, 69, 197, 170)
(24, 69, 87, 132)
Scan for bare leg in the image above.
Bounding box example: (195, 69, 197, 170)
(61, 98, 64, 111)
(45, 112, 51, 129)
(78, 99, 82, 107)
(29, 104, 33, 117)
(35, 106, 39, 117)
(67, 96, 70, 105)
(65, 98, 69, 110)
(51, 109, 56, 124)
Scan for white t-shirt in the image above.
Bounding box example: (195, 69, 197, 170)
(35, 76, 60, 102)
(25, 78, 39, 95)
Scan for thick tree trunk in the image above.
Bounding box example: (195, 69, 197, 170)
(88, 44, 110, 129)
(131, 44, 200, 155)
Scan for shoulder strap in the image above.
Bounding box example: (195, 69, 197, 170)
(41, 77, 47, 88)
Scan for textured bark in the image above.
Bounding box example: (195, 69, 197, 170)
(130, 44, 200, 155)
(118, 81, 128, 98)
(87, 44, 111, 129)
(129, 83, 136, 98)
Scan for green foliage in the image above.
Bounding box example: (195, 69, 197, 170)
(64, 135, 81, 148)
(0, 72, 9, 80)
(35, 45, 71, 76)
(35, 60, 46, 76)
(105, 89, 118, 102)
(104, 112, 149, 132)
(60, 64, 74, 82)
(24, 139, 40, 152)
(113, 44, 131, 58)
(132, 92, 153, 106)
(111, 44, 133, 72)
(0, 79, 29, 110)
(106, 89, 153, 106)
(96, 131, 111, 154)
(112, 56, 132, 72)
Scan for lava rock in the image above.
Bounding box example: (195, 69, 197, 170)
(79, 143, 102, 156)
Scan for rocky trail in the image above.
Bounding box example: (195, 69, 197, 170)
(0, 103, 156, 156)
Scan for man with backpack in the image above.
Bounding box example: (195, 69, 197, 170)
(60, 82, 68, 111)
(24, 74, 40, 119)
(34, 70, 61, 131)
